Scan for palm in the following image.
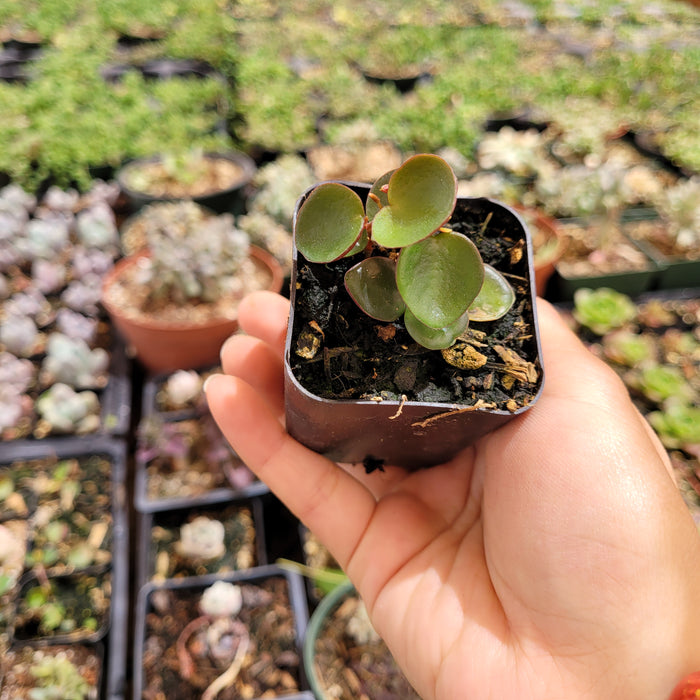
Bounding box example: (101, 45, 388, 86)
(207, 291, 700, 700)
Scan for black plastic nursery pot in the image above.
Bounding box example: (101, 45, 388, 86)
(0, 437, 129, 700)
(285, 186, 545, 470)
(116, 150, 257, 216)
(136, 496, 267, 587)
(551, 216, 663, 302)
(132, 565, 309, 699)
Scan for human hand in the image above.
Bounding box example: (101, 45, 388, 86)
(205, 291, 700, 700)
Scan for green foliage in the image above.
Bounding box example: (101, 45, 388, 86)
(634, 365, 696, 405)
(647, 404, 700, 450)
(601, 329, 657, 368)
(29, 654, 90, 700)
(295, 154, 514, 350)
(572, 288, 637, 335)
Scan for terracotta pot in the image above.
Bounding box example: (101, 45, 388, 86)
(102, 246, 284, 373)
(285, 186, 544, 470)
(512, 205, 567, 297)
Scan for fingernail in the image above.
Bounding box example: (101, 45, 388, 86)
(203, 373, 223, 394)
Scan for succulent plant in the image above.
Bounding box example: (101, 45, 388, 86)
(654, 176, 700, 250)
(294, 154, 514, 350)
(127, 201, 252, 306)
(0, 314, 40, 357)
(71, 247, 115, 279)
(176, 516, 226, 561)
(601, 329, 658, 368)
(32, 260, 67, 295)
(35, 383, 101, 435)
(0, 351, 35, 393)
(40, 333, 109, 389)
(162, 370, 204, 408)
(17, 217, 71, 261)
(237, 211, 293, 272)
(629, 364, 696, 405)
(647, 403, 700, 451)
(0, 522, 25, 595)
(60, 274, 104, 316)
(0, 386, 36, 436)
(28, 653, 91, 700)
(75, 202, 119, 250)
(249, 154, 316, 228)
(199, 580, 243, 618)
(39, 186, 79, 214)
(477, 127, 551, 179)
(572, 287, 637, 335)
(0, 183, 36, 216)
(55, 309, 98, 344)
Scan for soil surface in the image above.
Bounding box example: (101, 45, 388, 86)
(556, 218, 655, 277)
(140, 576, 302, 699)
(121, 157, 246, 199)
(313, 590, 421, 700)
(289, 197, 542, 411)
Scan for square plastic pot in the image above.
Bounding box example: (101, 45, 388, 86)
(285, 188, 545, 470)
(132, 565, 310, 699)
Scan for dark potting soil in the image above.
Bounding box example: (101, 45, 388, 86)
(290, 199, 542, 411)
(140, 577, 301, 699)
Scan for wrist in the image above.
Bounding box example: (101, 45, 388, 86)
(669, 671, 700, 700)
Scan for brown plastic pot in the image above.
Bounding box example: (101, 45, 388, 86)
(102, 246, 284, 373)
(284, 186, 545, 470)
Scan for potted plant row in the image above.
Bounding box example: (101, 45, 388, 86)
(102, 200, 284, 374)
(0, 182, 132, 442)
(0, 436, 129, 699)
(285, 153, 544, 470)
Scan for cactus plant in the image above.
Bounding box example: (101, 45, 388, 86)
(295, 154, 514, 350)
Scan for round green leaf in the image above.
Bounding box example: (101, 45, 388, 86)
(371, 154, 457, 249)
(295, 183, 366, 262)
(397, 231, 484, 329)
(404, 306, 470, 350)
(345, 257, 405, 322)
(366, 170, 394, 222)
(468, 264, 515, 321)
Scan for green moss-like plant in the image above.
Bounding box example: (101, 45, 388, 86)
(294, 154, 514, 350)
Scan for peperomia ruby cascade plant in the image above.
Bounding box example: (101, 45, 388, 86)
(294, 154, 515, 351)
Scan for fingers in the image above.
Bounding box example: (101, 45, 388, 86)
(220, 334, 285, 418)
(205, 373, 376, 568)
(237, 291, 289, 356)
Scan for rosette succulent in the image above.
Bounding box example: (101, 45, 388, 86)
(294, 154, 514, 350)
(572, 287, 637, 335)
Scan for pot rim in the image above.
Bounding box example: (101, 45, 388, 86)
(116, 150, 257, 200)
